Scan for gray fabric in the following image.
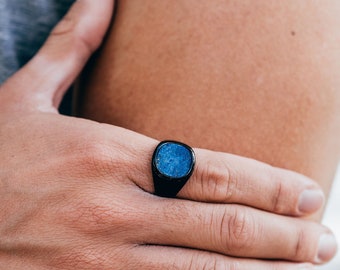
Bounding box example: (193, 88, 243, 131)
(0, 0, 75, 84)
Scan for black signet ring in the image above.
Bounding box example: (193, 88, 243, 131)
(152, 141, 196, 198)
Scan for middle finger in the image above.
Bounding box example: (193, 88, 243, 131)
(139, 197, 337, 265)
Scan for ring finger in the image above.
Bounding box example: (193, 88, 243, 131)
(133, 144, 324, 217)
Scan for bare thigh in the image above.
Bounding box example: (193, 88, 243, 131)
(77, 0, 340, 205)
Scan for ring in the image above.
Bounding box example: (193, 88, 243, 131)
(152, 140, 196, 198)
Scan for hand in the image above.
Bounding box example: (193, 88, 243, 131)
(0, 0, 336, 269)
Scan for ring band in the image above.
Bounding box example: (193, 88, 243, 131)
(152, 140, 195, 198)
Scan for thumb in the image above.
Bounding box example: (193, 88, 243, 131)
(0, 0, 114, 113)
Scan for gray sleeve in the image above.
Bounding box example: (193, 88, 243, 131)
(0, 0, 75, 84)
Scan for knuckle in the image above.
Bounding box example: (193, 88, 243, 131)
(292, 228, 309, 260)
(223, 262, 241, 270)
(199, 156, 236, 202)
(51, 14, 76, 37)
(271, 178, 284, 213)
(62, 133, 146, 189)
(201, 259, 222, 270)
(223, 207, 256, 252)
(187, 255, 230, 270)
(187, 255, 197, 270)
(75, 140, 123, 179)
(50, 14, 94, 56)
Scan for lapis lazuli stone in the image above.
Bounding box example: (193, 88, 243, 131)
(154, 142, 193, 178)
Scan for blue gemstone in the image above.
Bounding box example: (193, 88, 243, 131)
(155, 142, 193, 178)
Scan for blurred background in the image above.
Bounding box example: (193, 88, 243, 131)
(318, 164, 340, 269)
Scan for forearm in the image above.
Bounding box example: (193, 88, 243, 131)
(77, 0, 340, 209)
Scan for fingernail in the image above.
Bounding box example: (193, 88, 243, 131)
(316, 233, 338, 263)
(298, 189, 324, 214)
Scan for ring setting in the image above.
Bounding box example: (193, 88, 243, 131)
(152, 140, 195, 198)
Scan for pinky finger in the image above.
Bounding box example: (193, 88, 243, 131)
(131, 245, 314, 270)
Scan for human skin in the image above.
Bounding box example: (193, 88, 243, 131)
(77, 1, 340, 267)
(78, 0, 340, 212)
(0, 0, 337, 269)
